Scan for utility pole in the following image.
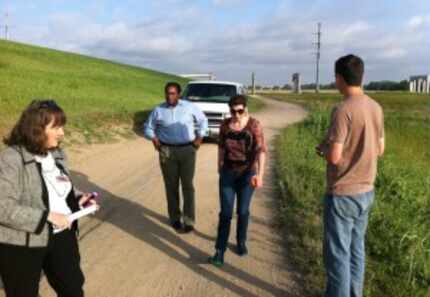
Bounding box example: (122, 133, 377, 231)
(5, 11, 9, 40)
(251, 72, 256, 95)
(1, 10, 10, 40)
(314, 22, 322, 93)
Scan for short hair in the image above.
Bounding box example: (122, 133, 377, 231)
(229, 95, 248, 108)
(3, 99, 67, 155)
(164, 82, 182, 94)
(335, 54, 364, 86)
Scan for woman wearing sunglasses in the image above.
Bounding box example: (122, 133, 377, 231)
(0, 100, 99, 297)
(209, 95, 267, 267)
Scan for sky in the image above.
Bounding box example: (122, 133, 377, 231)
(1, 0, 430, 85)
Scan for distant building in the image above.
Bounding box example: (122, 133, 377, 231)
(292, 73, 302, 94)
(409, 75, 430, 93)
(179, 73, 216, 81)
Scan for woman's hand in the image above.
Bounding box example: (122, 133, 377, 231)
(79, 193, 100, 210)
(250, 174, 264, 189)
(47, 212, 71, 230)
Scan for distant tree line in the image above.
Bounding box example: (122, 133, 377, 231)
(364, 80, 409, 91)
(247, 80, 409, 91)
(247, 84, 292, 91)
(302, 80, 409, 90)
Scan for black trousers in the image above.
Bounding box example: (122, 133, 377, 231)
(0, 229, 85, 297)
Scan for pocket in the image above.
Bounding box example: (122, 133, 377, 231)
(332, 196, 358, 219)
(159, 146, 170, 163)
(358, 190, 375, 213)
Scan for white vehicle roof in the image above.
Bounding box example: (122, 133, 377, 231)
(186, 80, 244, 88)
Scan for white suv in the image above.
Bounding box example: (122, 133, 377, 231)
(182, 81, 247, 139)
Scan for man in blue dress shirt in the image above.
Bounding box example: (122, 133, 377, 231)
(144, 82, 208, 233)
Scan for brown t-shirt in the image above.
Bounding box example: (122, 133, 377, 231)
(325, 94, 384, 195)
(219, 117, 267, 173)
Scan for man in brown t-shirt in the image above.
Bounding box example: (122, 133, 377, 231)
(316, 54, 384, 297)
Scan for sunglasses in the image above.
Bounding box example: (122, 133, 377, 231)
(230, 108, 245, 115)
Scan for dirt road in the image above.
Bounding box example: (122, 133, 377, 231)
(2, 97, 307, 297)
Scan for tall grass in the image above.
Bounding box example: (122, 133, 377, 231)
(271, 92, 430, 297)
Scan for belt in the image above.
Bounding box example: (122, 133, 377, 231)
(160, 141, 194, 147)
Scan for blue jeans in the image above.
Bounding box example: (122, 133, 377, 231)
(215, 168, 255, 252)
(324, 190, 374, 297)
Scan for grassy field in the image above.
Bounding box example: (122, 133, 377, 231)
(0, 40, 264, 146)
(269, 91, 430, 297)
(0, 40, 193, 145)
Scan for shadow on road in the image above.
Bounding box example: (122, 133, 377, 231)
(70, 170, 292, 297)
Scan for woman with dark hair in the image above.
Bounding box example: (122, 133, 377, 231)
(209, 95, 267, 267)
(0, 100, 99, 297)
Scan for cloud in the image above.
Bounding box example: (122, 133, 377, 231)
(407, 15, 430, 30)
(341, 22, 371, 38)
(10, 1, 430, 85)
(211, 0, 246, 7)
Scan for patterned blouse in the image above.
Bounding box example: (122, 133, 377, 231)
(219, 117, 267, 173)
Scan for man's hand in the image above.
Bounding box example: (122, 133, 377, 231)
(193, 137, 203, 150)
(316, 145, 324, 157)
(316, 141, 329, 158)
(152, 137, 161, 151)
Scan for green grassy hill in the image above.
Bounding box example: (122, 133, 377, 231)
(0, 40, 189, 144)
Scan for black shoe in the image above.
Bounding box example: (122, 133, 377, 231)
(237, 242, 248, 256)
(184, 225, 194, 233)
(171, 221, 183, 232)
(208, 250, 224, 267)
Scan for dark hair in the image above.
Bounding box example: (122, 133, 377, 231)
(229, 95, 248, 108)
(335, 54, 364, 86)
(164, 82, 182, 94)
(3, 99, 67, 155)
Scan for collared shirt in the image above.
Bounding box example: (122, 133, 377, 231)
(143, 99, 208, 144)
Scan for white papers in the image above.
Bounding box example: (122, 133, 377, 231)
(53, 205, 98, 234)
(68, 204, 98, 222)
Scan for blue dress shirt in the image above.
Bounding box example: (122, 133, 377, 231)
(143, 99, 208, 144)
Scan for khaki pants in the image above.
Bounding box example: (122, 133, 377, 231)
(159, 145, 197, 226)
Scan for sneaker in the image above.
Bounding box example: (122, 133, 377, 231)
(184, 225, 194, 233)
(208, 250, 224, 267)
(237, 242, 248, 256)
(171, 221, 183, 232)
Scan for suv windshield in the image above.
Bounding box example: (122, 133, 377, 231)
(183, 84, 237, 102)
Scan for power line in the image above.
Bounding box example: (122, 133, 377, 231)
(314, 22, 322, 93)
